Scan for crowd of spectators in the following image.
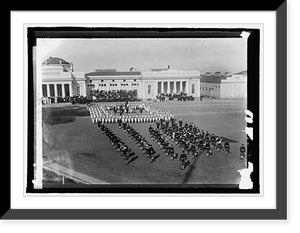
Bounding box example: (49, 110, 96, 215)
(90, 90, 138, 102)
(41, 96, 72, 105)
(156, 92, 195, 102)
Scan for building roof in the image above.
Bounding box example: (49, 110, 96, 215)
(150, 68, 168, 71)
(85, 71, 141, 77)
(42, 57, 70, 65)
(200, 75, 228, 83)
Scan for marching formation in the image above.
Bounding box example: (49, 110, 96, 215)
(87, 97, 247, 172)
(87, 101, 174, 124)
(99, 123, 139, 165)
(95, 112, 246, 170)
(148, 118, 235, 170)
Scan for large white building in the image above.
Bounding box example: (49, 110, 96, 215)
(41, 57, 201, 101)
(41, 56, 247, 102)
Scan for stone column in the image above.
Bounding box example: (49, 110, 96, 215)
(54, 83, 58, 97)
(69, 84, 73, 97)
(166, 82, 170, 93)
(154, 82, 158, 97)
(197, 79, 201, 97)
(62, 83, 66, 98)
(47, 84, 50, 97)
(186, 80, 190, 94)
(179, 81, 183, 93)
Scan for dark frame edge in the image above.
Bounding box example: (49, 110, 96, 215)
(275, 0, 287, 220)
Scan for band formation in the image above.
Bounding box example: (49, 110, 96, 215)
(86, 101, 246, 170)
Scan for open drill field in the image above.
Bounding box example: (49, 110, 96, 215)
(42, 99, 247, 185)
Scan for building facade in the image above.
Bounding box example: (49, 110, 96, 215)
(221, 71, 247, 99)
(41, 57, 201, 101)
(200, 71, 247, 99)
(141, 68, 201, 99)
(84, 68, 201, 100)
(41, 57, 86, 100)
(41, 56, 246, 102)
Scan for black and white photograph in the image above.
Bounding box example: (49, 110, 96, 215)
(6, 4, 288, 222)
(26, 28, 260, 193)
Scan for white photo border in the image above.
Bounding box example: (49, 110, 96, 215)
(7, 5, 287, 219)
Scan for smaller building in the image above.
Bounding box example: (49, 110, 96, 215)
(200, 71, 247, 99)
(221, 71, 247, 99)
(85, 69, 142, 100)
(200, 75, 227, 99)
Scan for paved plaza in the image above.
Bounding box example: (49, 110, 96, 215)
(42, 99, 247, 184)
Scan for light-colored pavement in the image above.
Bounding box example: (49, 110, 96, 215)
(43, 157, 108, 184)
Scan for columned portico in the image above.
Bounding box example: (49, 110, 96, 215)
(43, 83, 73, 98)
(139, 77, 200, 98)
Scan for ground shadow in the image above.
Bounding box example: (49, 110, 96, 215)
(221, 136, 238, 143)
(181, 154, 200, 184)
(42, 105, 90, 126)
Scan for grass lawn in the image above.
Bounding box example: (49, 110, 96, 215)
(42, 99, 247, 184)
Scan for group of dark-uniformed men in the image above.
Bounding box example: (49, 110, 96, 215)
(148, 117, 246, 170)
(96, 107, 246, 170)
(99, 122, 138, 165)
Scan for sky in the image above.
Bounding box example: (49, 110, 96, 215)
(38, 38, 247, 74)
